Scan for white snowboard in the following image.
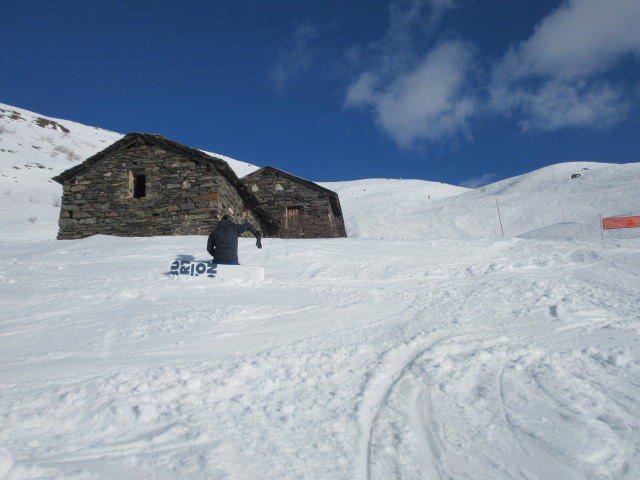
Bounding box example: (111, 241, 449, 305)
(168, 258, 264, 282)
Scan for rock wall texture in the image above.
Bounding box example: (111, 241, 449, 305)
(242, 167, 346, 238)
(56, 137, 268, 239)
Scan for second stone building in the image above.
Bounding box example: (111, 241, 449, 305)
(242, 166, 346, 238)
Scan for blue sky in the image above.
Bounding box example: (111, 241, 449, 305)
(2, 0, 639, 186)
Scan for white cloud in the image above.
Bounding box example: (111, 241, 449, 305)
(344, 0, 474, 147)
(491, 0, 640, 131)
(269, 24, 319, 92)
(502, 0, 640, 80)
(347, 41, 476, 147)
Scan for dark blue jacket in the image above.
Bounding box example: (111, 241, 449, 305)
(207, 218, 260, 262)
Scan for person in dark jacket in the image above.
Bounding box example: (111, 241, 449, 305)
(207, 215, 262, 264)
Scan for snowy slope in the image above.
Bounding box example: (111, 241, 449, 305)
(321, 178, 468, 239)
(1, 104, 640, 480)
(0, 105, 121, 218)
(325, 162, 640, 241)
(441, 161, 640, 240)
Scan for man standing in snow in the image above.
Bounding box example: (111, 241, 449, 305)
(207, 215, 262, 265)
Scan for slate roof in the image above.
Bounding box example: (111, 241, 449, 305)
(243, 166, 339, 196)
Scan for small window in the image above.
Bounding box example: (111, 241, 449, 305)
(131, 171, 146, 198)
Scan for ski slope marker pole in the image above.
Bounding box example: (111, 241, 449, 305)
(599, 214, 604, 241)
(495, 197, 505, 237)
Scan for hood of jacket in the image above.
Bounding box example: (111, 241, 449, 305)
(217, 217, 235, 228)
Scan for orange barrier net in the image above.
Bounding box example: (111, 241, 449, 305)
(601, 215, 640, 230)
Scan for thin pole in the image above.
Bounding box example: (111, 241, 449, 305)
(599, 214, 604, 241)
(495, 197, 505, 237)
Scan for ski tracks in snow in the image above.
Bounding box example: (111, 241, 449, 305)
(355, 240, 640, 480)
(357, 329, 456, 480)
(358, 319, 640, 479)
(356, 324, 525, 480)
(2, 237, 640, 479)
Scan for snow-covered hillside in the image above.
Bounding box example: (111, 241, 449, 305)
(324, 162, 640, 242)
(1, 104, 639, 479)
(0, 105, 120, 214)
(321, 178, 468, 239)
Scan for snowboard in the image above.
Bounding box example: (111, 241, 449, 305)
(168, 258, 264, 282)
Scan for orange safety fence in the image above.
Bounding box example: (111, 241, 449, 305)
(601, 215, 640, 230)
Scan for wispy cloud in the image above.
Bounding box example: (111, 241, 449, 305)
(269, 24, 319, 93)
(344, 0, 475, 147)
(459, 173, 499, 189)
(494, 80, 629, 132)
(490, 0, 640, 131)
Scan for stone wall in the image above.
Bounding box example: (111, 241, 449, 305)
(243, 168, 346, 238)
(57, 139, 266, 239)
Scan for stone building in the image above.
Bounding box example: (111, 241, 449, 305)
(52, 133, 277, 239)
(242, 166, 346, 238)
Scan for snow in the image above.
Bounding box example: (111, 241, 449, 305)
(1, 103, 640, 479)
